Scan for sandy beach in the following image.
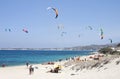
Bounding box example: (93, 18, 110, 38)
(0, 54, 120, 79)
(0, 0, 120, 79)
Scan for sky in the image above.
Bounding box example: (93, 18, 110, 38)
(0, 0, 120, 48)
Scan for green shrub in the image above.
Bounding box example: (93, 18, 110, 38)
(98, 47, 113, 54)
(99, 47, 120, 55)
(117, 43, 120, 47)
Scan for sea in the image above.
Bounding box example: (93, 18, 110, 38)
(0, 50, 93, 67)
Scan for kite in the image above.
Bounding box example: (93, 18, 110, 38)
(5, 29, 11, 32)
(47, 7, 58, 19)
(88, 26, 93, 30)
(109, 39, 112, 43)
(23, 29, 28, 33)
(5, 29, 7, 32)
(8, 29, 11, 32)
(100, 28, 104, 39)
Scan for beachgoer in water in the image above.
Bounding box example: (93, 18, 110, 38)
(2, 64, 6, 67)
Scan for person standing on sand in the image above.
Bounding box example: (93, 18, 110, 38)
(29, 65, 34, 75)
(26, 62, 29, 68)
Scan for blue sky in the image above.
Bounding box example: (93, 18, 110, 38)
(0, 0, 120, 48)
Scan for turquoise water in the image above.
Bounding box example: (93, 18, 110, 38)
(0, 50, 92, 66)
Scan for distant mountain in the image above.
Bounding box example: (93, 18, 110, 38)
(63, 43, 117, 51)
(0, 43, 118, 51)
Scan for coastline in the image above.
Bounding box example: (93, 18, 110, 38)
(0, 53, 120, 79)
(0, 50, 92, 67)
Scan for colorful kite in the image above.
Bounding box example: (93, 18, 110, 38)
(100, 28, 104, 39)
(5, 29, 11, 32)
(47, 7, 58, 19)
(23, 29, 28, 33)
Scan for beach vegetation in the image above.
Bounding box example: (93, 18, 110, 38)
(98, 47, 113, 54)
(98, 47, 120, 55)
(117, 43, 120, 47)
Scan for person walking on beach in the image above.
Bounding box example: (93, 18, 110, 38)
(26, 62, 29, 68)
(29, 65, 34, 75)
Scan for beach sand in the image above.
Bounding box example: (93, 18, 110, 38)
(0, 55, 120, 79)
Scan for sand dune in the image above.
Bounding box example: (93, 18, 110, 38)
(0, 55, 120, 79)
